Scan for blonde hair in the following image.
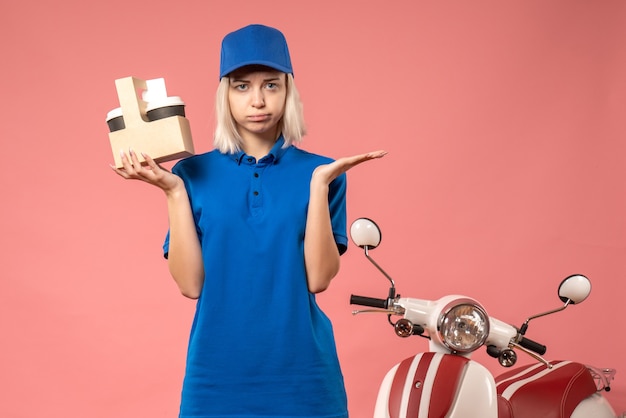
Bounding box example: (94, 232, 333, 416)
(213, 73, 306, 154)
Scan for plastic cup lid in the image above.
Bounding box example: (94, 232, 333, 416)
(106, 107, 123, 121)
(146, 96, 185, 111)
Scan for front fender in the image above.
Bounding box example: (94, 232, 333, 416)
(375, 352, 497, 418)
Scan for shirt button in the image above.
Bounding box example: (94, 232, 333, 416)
(253, 191, 259, 196)
(247, 157, 254, 163)
(254, 173, 259, 178)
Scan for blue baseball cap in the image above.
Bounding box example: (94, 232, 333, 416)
(219, 24, 293, 79)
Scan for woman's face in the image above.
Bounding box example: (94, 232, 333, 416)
(228, 66, 287, 142)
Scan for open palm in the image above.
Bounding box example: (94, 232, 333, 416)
(111, 149, 183, 193)
(312, 150, 387, 185)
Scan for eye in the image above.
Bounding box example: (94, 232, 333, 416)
(265, 82, 280, 90)
(233, 83, 248, 91)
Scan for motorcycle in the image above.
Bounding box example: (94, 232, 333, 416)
(348, 217, 623, 418)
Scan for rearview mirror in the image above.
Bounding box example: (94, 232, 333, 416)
(350, 218, 382, 249)
(558, 274, 591, 304)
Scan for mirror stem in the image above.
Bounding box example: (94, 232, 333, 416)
(520, 299, 571, 335)
(364, 246, 396, 299)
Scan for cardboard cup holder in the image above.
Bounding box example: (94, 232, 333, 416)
(107, 77, 195, 168)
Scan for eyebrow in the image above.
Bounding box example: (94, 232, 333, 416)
(230, 76, 282, 83)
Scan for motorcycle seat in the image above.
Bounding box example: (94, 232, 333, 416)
(495, 360, 597, 418)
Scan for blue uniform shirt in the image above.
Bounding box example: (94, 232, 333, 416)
(164, 137, 349, 418)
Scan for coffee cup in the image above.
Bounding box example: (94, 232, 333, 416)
(106, 107, 125, 132)
(146, 96, 186, 121)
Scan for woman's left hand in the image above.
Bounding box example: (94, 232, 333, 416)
(312, 150, 387, 185)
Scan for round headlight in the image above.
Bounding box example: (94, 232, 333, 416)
(438, 300, 489, 353)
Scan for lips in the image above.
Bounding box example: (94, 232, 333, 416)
(248, 114, 270, 122)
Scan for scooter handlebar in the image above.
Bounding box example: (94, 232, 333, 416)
(519, 336, 547, 356)
(350, 294, 388, 309)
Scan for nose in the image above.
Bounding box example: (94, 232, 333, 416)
(251, 88, 265, 108)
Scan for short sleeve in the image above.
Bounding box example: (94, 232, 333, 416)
(162, 161, 185, 259)
(328, 172, 348, 255)
(163, 231, 170, 259)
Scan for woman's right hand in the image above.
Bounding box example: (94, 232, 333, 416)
(110, 149, 183, 195)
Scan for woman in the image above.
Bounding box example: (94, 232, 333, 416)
(112, 24, 385, 418)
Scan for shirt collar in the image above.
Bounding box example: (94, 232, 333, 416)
(230, 135, 288, 165)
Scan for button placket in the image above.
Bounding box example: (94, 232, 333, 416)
(251, 167, 262, 210)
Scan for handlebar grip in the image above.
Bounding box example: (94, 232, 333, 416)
(350, 295, 388, 309)
(519, 337, 547, 355)
(486, 345, 502, 358)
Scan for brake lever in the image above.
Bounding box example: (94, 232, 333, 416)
(352, 308, 398, 316)
(509, 341, 552, 369)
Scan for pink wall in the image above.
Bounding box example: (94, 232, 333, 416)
(2, 0, 625, 416)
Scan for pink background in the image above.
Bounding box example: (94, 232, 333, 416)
(2, 0, 625, 416)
